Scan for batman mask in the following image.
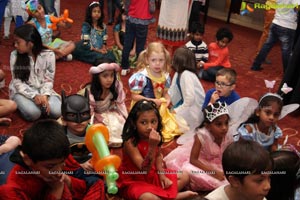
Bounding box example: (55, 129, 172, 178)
(61, 89, 91, 123)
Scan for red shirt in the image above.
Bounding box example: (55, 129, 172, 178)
(203, 42, 231, 70)
(128, 0, 153, 20)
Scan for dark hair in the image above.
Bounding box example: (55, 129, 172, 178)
(216, 27, 233, 42)
(122, 100, 163, 146)
(190, 22, 204, 34)
(216, 68, 237, 84)
(85, 2, 104, 29)
(21, 119, 70, 163)
(266, 150, 300, 200)
(13, 24, 45, 82)
(222, 139, 273, 182)
(239, 94, 283, 126)
(172, 47, 197, 74)
(115, 8, 125, 25)
(90, 58, 118, 101)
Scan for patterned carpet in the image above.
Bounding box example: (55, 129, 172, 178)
(1, 0, 300, 159)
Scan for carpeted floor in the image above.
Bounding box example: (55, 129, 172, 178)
(0, 0, 300, 198)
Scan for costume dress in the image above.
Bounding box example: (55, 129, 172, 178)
(0, 149, 105, 199)
(117, 140, 178, 200)
(202, 88, 240, 109)
(238, 123, 282, 151)
(88, 80, 128, 147)
(72, 22, 115, 64)
(164, 127, 232, 191)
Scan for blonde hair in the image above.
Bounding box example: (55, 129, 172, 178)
(136, 42, 171, 73)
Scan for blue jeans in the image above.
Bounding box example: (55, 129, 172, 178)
(13, 94, 61, 121)
(252, 23, 295, 71)
(0, 150, 15, 185)
(39, 0, 57, 16)
(201, 66, 224, 82)
(121, 20, 148, 69)
(0, 0, 9, 29)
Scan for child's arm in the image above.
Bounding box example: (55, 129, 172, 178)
(156, 150, 173, 189)
(0, 136, 21, 155)
(131, 92, 163, 107)
(123, 129, 160, 172)
(113, 26, 123, 50)
(203, 44, 230, 69)
(190, 134, 225, 181)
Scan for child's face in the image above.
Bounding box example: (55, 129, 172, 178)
(136, 110, 159, 140)
(14, 36, 32, 54)
(32, 4, 45, 19)
(256, 102, 281, 128)
(236, 174, 271, 200)
(217, 37, 230, 49)
(206, 114, 229, 140)
(215, 75, 235, 97)
(64, 119, 89, 136)
(91, 6, 101, 21)
(98, 70, 115, 90)
(147, 51, 166, 76)
(191, 32, 203, 42)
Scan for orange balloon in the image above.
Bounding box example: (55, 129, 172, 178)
(94, 155, 121, 174)
(85, 124, 109, 153)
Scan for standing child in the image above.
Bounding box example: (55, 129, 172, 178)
(117, 99, 197, 199)
(238, 93, 283, 151)
(88, 58, 127, 147)
(26, 0, 75, 61)
(0, 119, 105, 199)
(164, 102, 233, 191)
(205, 139, 272, 200)
(202, 68, 240, 109)
(9, 24, 61, 121)
(169, 47, 205, 141)
(200, 27, 234, 82)
(185, 22, 208, 77)
(72, 1, 115, 65)
(128, 42, 171, 107)
(112, 9, 136, 67)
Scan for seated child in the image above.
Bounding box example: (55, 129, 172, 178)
(185, 22, 208, 77)
(238, 93, 283, 151)
(26, 0, 75, 61)
(164, 102, 233, 191)
(205, 139, 272, 200)
(202, 68, 240, 109)
(200, 27, 234, 82)
(0, 119, 105, 199)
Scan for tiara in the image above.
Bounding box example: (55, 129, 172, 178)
(204, 102, 229, 122)
(89, 1, 99, 7)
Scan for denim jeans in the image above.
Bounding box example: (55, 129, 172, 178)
(121, 20, 148, 69)
(252, 23, 295, 71)
(13, 94, 61, 121)
(107, 0, 122, 23)
(201, 66, 224, 82)
(0, 0, 9, 29)
(40, 0, 57, 16)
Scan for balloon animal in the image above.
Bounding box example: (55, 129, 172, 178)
(85, 124, 121, 194)
(48, 9, 73, 30)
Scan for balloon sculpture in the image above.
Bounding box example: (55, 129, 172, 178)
(48, 9, 73, 30)
(85, 124, 121, 194)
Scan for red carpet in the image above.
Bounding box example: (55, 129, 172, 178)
(0, 0, 299, 155)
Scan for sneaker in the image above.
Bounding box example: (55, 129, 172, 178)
(121, 69, 130, 76)
(3, 35, 9, 40)
(250, 66, 263, 71)
(63, 54, 73, 61)
(0, 80, 5, 88)
(263, 59, 272, 64)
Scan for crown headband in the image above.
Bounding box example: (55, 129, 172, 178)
(258, 92, 283, 105)
(89, 1, 99, 7)
(26, 0, 38, 15)
(204, 102, 229, 122)
(89, 63, 120, 74)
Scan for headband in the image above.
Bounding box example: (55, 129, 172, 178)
(204, 102, 229, 122)
(89, 63, 120, 74)
(258, 93, 283, 105)
(89, 1, 99, 7)
(26, 0, 38, 16)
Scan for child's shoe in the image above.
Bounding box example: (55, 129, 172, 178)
(62, 54, 73, 61)
(121, 69, 130, 76)
(0, 80, 5, 89)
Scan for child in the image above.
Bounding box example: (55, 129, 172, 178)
(9, 24, 61, 121)
(88, 58, 128, 147)
(112, 9, 136, 67)
(205, 139, 272, 200)
(72, 1, 115, 65)
(200, 27, 234, 82)
(120, 0, 155, 76)
(117, 99, 197, 199)
(266, 149, 300, 200)
(185, 22, 208, 76)
(0, 119, 105, 199)
(164, 102, 233, 191)
(202, 68, 240, 109)
(128, 41, 171, 108)
(26, 0, 75, 61)
(169, 47, 205, 138)
(238, 93, 283, 151)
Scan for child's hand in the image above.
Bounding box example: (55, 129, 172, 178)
(149, 128, 161, 148)
(80, 160, 94, 172)
(209, 91, 220, 104)
(129, 49, 136, 57)
(159, 174, 173, 189)
(47, 174, 72, 198)
(152, 98, 162, 107)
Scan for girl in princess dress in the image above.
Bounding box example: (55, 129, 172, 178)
(164, 102, 233, 191)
